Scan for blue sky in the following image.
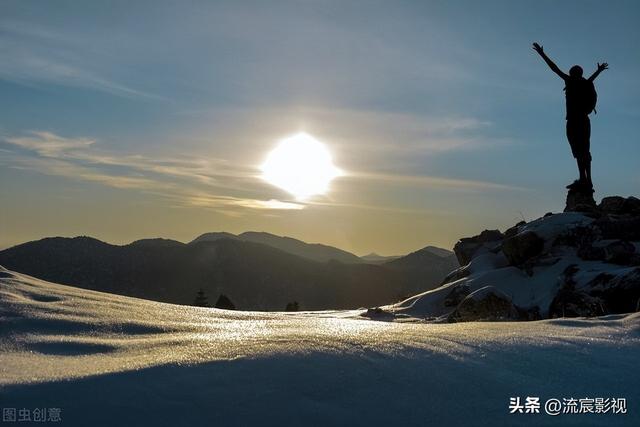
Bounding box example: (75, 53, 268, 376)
(1, 0, 639, 254)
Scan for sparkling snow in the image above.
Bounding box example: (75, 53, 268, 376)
(1, 267, 639, 426)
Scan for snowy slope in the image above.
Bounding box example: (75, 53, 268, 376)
(1, 266, 639, 426)
(387, 212, 640, 321)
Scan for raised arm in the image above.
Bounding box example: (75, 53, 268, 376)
(588, 62, 609, 82)
(532, 42, 568, 80)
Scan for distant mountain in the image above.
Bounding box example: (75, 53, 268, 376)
(0, 236, 457, 310)
(421, 246, 454, 258)
(191, 231, 363, 264)
(128, 238, 185, 248)
(360, 246, 453, 264)
(190, 232, 237, 243)
(383, 247, 459, 299)
(387, 246, 458, 270)
(360, 253, 400, 264)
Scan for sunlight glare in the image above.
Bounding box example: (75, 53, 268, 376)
(261, 133, 341, 200)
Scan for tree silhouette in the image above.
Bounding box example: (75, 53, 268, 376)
(285, 301, 300, 312)
(215, 294, 236, 310)
(192, 288, 210, 307)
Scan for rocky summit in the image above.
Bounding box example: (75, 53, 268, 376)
(376, 191, 640, 322)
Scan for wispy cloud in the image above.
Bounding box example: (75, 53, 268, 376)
(182, 106, 494, 151)
(303, 199, 452, 216)
(182, 194, 304, 211)
(8, 155, 164, 190)
(0, 22, 159, 99)
(4, 131, 255, 189)
(2, 131, 294, 212)
(345, 171, 526, 192)
(7, 131, 95, 156)
(294, 108, 496, 154)
(2, 127, 524, 217)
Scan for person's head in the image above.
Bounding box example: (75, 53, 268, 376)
(569, 65, 583, 78)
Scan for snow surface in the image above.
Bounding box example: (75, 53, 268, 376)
(1, 267, 639, 426)
(518, 212, 594, 243)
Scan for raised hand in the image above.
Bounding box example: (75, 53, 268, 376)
(532, 42, 544, 54)
(533, 42, 567, 79)
(589, 62, 609, 81)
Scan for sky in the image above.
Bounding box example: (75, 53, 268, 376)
(1, 0, 639, 255)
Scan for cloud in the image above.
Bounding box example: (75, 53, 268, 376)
(174, 106, 515, 189)
(2, 126, 524, 218)
(6, 131, 95, 157)
(183, 194, 304, 211)
(0, 22, 159, 99)
(178, 106, 503, 164)
(4, 131, 257, 189)
(2, 131, 294, 212)
(7, 155, 161, 190)
(303, 199, 450, 216)
(345, 171, 526, 192)
(238, 199, 304, 210)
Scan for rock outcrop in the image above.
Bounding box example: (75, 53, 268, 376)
(566, 187, 640, 216)
(387, 193, 640, 323)
(502, 231, 545, 265)
(453, 229, 503, 265)
(443, 283, 471, 307)
(449, 286, 519, 322)
(548, 264, 607, 318)
(565, 186, 597, 213)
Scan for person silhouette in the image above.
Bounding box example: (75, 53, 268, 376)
(532, 42, 608, 191)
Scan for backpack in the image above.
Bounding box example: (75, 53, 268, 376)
(582, 79, 598, 114)
(566, 78, 598, 115)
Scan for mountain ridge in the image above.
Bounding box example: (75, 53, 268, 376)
(192, 231, 363, 264)
(0, 234, 458, 310)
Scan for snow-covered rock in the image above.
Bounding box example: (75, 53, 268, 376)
(453, 229, 503, 265)
(449, 286, 519, 322)
(502, 231, 544, 265)
(386, 196, 640, 322)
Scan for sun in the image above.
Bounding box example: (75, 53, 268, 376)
(261, 133, 341, 200)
